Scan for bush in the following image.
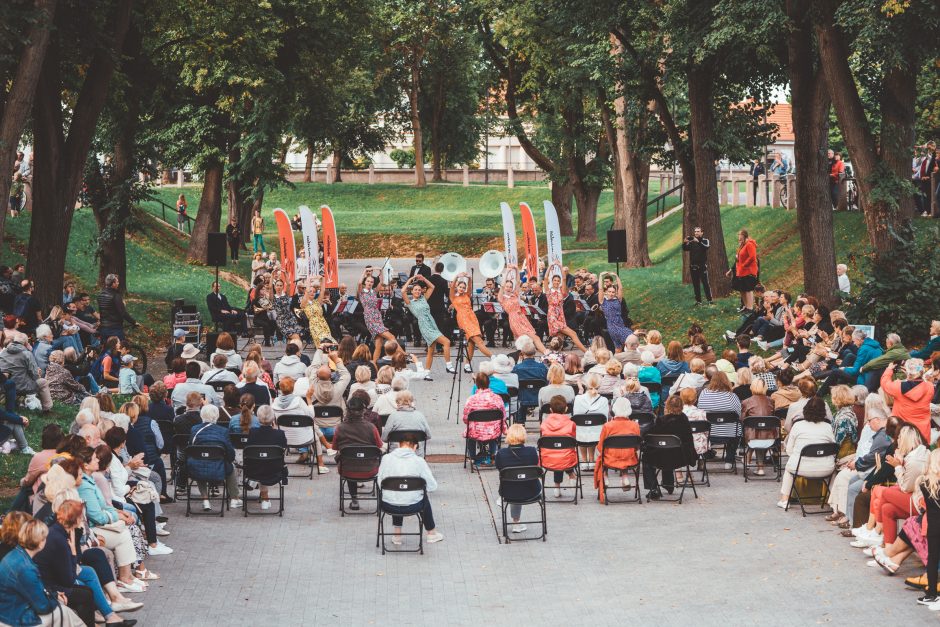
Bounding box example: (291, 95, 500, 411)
(846, 222, 940, 345)
(389, 148, 416, 169)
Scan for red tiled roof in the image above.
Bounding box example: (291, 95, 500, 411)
(765, 103, 794, 143)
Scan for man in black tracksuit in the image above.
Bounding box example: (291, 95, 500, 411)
(682, 227, 713, 305)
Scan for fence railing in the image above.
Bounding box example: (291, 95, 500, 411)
(142, 196, 195, 236)
(648, 183, 684, 218)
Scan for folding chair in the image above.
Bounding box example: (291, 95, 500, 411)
(571, 413, 607, 467)
(498, 466, 546, 543)
(785, 442, 838, 517)
(518, 379, 546, 425)
(537, 436, 582, 504)
(242, 445, 286, 517)
(642, 434, 698, 504)
(338, 445, 382, 516)
(171, 433, 191, 499)
(229, 432, 250, 479)
(378, 413, 391, 429)
(184, 445, 228, 517)
(688, 420, 711, 487)
(208, 380, 230, 394)
(773, 407, 788, 423)
(741, 416, 782, 482)
(387, 429, 428, 457)
(538, 402, 573, 424)
(706, 411, 742, 474)
(660, 375, 679, 398)
(463, 409, 505, 472)
(312, 404, 344, 426)
(275, 414, 316, 479)
(376, 476, 428, 555)
(156, 420, 175, 478)
(631, 412, 656, 433)
(596, 435, 642, 505)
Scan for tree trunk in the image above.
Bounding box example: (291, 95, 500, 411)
(27, 0, 132, 307)
(187, 162, 223, 263)
(430, 73, 444, 182)
(279, 135, 292, 164)
(551, 179, 574, 236)
(787, 0, 839, 308)
(615, 91, 652, 267)
(0, 0, 56, 253)
(569, 157, 601, 242)
(303, 143, 313, 182)
(331, 150, 342, 183)
(688, 69, 730, 296)
(880, 66, 917, 221)
(816, 13, 907, 255)
(408, 64, 426, 188)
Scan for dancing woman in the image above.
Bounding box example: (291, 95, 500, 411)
(498, 264, 547, 354)
(271, 272, 302, 341)
(402, 274, 453, 377)
(449, 272, 493, 370)
(358, 269, 398, 362)
(542, 262, 587, 352)
(300, 276, 336, 344)
(598, 272, 633, 349)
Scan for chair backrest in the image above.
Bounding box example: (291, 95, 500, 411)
(706, 411, 740, 426)
(175, 405, 187, 416)
(156, 420, 174, 447)
(688, 420, 710, 435)
(539, 403, 572, 419)
(185, 444, 225, 462)
(276, 413, 314, 429)
(507, 386, 519, 399)
(338, 445, 383, 463)
(229, 432, 250, 449)
(571, 413, 607, 428)
(497, 393, 511, 406)
(172, 433, 191, 450)
(208, 381, 229, 393)
(600, 392, 614, 403)
(798, 442, 839, 460)
(378, 413, 390, 428)
(631, 412, 656, 429)
(537, 436, 578, 453)
(519, 379, 546, 394)
(498, 465, 543, 484)
(660, 375, 679, 390)
(386, 430, 428, 444)
(568, 383, 580, 397)
(602, 434, 643, 450)
(226, 367, 241, 375)
(742, 415, 781, 435)
(643, 382, 662, 397)
(380, 476, 427, 494)
(643, 433, 680, 450)
(312, 404, 343, 420)
(467, 409, 504, 423)
(242, 445, 285, 470)
(773, 407, 788, 421)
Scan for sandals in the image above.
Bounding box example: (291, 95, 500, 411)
(824, 512, 841, 522)
(838, 521, 852, 529)
(134, 569, 160, 581)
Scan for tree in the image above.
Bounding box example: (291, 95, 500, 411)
(0, 0, 57, 253)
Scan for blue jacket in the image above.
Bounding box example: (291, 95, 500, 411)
(129, 415, 161, 465)
(495, 445, 542, 502)
(187, 422, 236, 480)
(911, 336, 940, 360)
(77, 474, 119, 527)
(0, 545, 59, 626)
(511, 359, 548, 407)
(842, 338, 883, 383)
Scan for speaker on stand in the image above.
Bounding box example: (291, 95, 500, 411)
(607, 229, 627, 278)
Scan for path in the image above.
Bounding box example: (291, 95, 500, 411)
(129, 339, 927, 626)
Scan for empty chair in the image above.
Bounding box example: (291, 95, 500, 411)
(688, 420, 712, 487)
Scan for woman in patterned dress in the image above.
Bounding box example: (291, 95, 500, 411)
(542, 261, 587, 352)
(498, 264, 547, 354)
(599, 272, 633, 349)
(271, 274, 302, 340)
(450, 272, 492, 371)
(358, 269, 398, 362)
(300, 276, 335, 344)
(402, 274, 453, 377)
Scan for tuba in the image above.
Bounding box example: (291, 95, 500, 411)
(438, 252, 467, 281)
(478, 249, 506, 279)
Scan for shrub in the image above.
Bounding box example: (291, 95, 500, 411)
(389, 148, 416, 169)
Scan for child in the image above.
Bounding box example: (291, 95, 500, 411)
(735, 335, 753, 369)
(119, 354, 142, 394)
(8, 173, 23, 217)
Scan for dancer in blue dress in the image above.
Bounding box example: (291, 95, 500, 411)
(599, 272, 632, 349)
(402, 274, 454, 378)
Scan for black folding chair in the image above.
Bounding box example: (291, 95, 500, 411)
(742, 416, 782, 482)
(706, 411, 742, 474)
(229, 432, 250, 478)
(463, 409, 505, 472)
(171, 433, 191, 499)
(642, 434, 698, 504)
(538, 402, 573, 424)
(184, 445, 228, 517)
(208, 380, 230, 394)
(498, 465, 546, 543)
(571, 413, 607, 467)
(378, 414, 391, 429)
(773, 407, 788, 423)
(518, 379, 546, 424)
(242, 445, 286, 516)
(597, 434, 642, 504)
(276, 414, 316, 479)
(688, 420, 711, 487)
(785, 442, 838, 517)
(537, 436, 582, 504)
(312, 404, 344, 425)
(387, 429, 428, 456)
(377, 476, 428, 555)
(631, 412, 656, 433)
(338, 446, 382, 516)
(660, 375, 679, 398)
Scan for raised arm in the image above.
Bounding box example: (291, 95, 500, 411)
(401, 275, 415, 305)
(615, 274, 623, 300)
(421, 275, 435, 300)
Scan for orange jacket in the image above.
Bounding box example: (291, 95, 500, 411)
(736, 238, 758, 277)
(539, 413, 577, 471)
(880, 369, 933, 442)
(593, 418, 640, 503)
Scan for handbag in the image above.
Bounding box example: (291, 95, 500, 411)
(128, 479, 159, 505)
(902, 514, 929, 566)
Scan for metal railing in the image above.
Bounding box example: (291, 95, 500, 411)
(647, 183, 684, 218)
(143, 195, 195, 236)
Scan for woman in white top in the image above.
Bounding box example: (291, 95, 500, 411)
(538, 363, 576, 407)
(376, 432, 443, 545)
(641, 329, 666, 362)
(777, 397, 836, 509)
(672, 357, 707, 391)
(374, 375, 409, 417)
(572, 373, 610, 470)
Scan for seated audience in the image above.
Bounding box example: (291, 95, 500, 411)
(333, 394, 383, 511)
(376, 432, 443, 544)
(593, 397, 641, 502)
(462, 373, 506, 467)
(495, 425, 541, 534)
(245, 405, 287, 511)
(777, 397, 837, 509)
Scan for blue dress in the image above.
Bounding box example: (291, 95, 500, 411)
(407, 296, 442, 344)
(601, 297, 632, 348)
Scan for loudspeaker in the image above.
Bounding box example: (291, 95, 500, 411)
(607, 229, 627, 263)
(207, 232, 227, 266)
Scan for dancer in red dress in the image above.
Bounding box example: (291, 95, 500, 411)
(498, 264, 547, 354)
(542, 262, 586, 352)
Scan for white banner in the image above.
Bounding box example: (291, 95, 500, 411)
(543, 200, 563, 277)
(499, 202, 518, 267)
(298, 205, 319, 277)
(381, 257, 394, 285)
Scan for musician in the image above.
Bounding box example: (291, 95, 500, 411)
(581, 282, 605, 340)
(543, 262, 587, 352)
(450, 272, 493, 369)
(427, 262, 452, 337)
(475, 277, 500, 347)
(408, 253, 432, 280)
(498, 263, 547, 354)
(525, 281, 549, 340)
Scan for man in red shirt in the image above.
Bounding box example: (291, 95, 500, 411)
(829, 151, 845, 209)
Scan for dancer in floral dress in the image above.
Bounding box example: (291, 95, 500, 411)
(300, 276, 335, 344)
(498, 264, 547, 354)
(358, 269, 399, 362)
(542, 261, 587, 352)
(271, 275, 302, 340)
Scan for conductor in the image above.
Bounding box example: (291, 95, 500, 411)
(682, 227, 713, 306)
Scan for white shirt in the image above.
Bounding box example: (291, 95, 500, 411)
(838, 273, 850, 294)
(377, 447, 437, 506)
(201, 368, 239, 385)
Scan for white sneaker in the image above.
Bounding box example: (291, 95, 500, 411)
(554, 487, 561, 498)
(445, 363, 457, 374)
(511, 524, 527, 533)
(156, 527, 170, 537)
(261, 500, 271, 510)
(229, 498, 243, 509)
(850, 538, 871, 548)
(463, 363, 473, 373)
(865, 559, 878, 568)
(325, 448, 337, 456)
(775, 500, 788, 509)
(426, 531, 444, 543)
(318, 466, 330, 474)
(116, 580, 146, 593)
(724, 463, 733, 470)
(147, 543, 173, 556)
(19, 446, 36, 456)
(928, 599, 940, 611)
(423, 374, 433, 382)
(851, 525, 873, 538)
(757, 340, 769, 351)
(861, 546, 879, 557)
(202, 500, 212, 511)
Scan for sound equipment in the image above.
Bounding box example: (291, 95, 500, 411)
(479, 249, 506, 279)
(204, 331, 219, 357)
(207, 232, 227, 267)
(438, 252, 468, 281)
(607, 230, 627, 264)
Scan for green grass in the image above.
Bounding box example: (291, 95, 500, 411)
(0, 403, 78, 507)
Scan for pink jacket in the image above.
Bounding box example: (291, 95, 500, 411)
(463, 389, 506, 440)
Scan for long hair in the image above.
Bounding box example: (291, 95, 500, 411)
(239, 394, 256, 433)
(921, 449, 940, 501)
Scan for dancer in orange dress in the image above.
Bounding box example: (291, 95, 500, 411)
(542, 261, 587, 352)
(449, 272, 493, 371)
(498, 263, 547, 354)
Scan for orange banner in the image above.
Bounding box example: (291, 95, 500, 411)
(321, 205, 339, 288)
(519, 202, 539, 281)
(273, 208, 297, 294)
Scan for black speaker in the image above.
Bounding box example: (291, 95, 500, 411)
(204, 331, 219, 357)
(607, 229, 627, 263)
(207, 232, 227, 266)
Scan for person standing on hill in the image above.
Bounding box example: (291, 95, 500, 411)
(225, 219, 241, 264)
(251, 210, 266, 253)
(176, 194, 187, 231)
(727, 229, 758, 313)
(682, 227, 713, 306)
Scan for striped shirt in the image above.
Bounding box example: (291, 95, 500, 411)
(697, 390, 742, 438)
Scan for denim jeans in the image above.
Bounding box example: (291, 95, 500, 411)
(76, 565, 113, 616)
(80, 548, 114, 586)
(253, 234, 265, 252)
(52, 334, 83, 354)
(382, 496, 435, 530)
(467, 439, 497, 461)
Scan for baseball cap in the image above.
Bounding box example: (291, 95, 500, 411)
(121, 354, 136, 364)
(173, 328, 187, 339)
